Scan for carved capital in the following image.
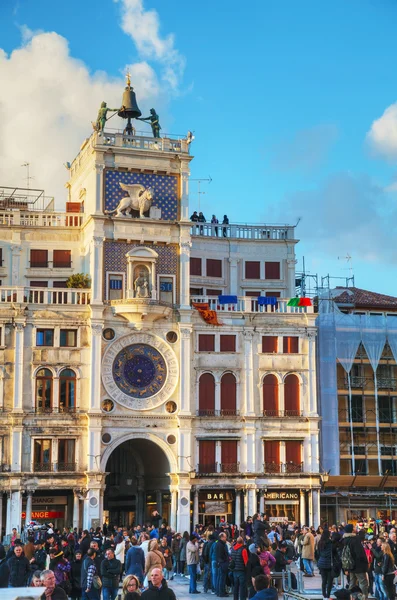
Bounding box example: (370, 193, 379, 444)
(11, 245, 22, 256)
(243, 329, 254, 340)
(94, 164, 105, 174)
(179, 328, 192, 339)
(228, 258, 240, 265)
(14, 322, 25, 332)
(90, 323, 103, 336)
(180, 241, 192, 252)
(26, 489, 35, 497)
(93, 236, 104, 248)
(287, 259, 297, 267)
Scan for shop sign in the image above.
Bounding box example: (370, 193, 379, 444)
(269, 516, 289, 523)
(32, 496, 68, 505)
(200, 490, 234, 502)
(205, 501, 228, 514)
(22, 511, 65, 519)
(263, 490, 299, 501)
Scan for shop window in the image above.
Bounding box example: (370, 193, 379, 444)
(265, 262, 280, 279)
(108, 274, 124, 301)
(220, 373, 237, 415)
(264, 440, 280, 472)
(30, 249, 48, 268)
(262, 336, 278, 353)
(59, 369, 76, 412)
(263, 374, 278, 416)
(198, 334, 215, 352)
(283, 336, 299, 353)
(220, 335, 236, 352)
(34, 439, 52, 471)
(245, 261, 260, 279)
(284, 374, 300, 416)
(35, 369, 53, 411)
(36, 329, 54, 347)
(60, 329, 77, 347)
(198, 440, 216, 473)
(159, 276, 174, 304)
(53, 250, 71, 268)
(58, 439, 76, 471)
(207, 259, 222, 278)
(220, 441, 238, 472)
(285, 441, 302, 472)
(198, 373, 215, 416)
(190, 257, 202, 276)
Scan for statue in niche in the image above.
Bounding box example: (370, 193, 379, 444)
(134, 269, 150, 298)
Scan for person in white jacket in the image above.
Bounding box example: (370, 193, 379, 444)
(115, 534, 125, 573)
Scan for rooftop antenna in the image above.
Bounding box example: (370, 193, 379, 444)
(338, 253, 354, 282)
(190, 176, 212, 211)
(21, 162, 34, 191)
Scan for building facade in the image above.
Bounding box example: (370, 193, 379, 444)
(318, 287, 397, 524)
(0, 89, 321, 535)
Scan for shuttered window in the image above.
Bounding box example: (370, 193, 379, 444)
(53, 250, 71, 268)
(220, 373, 236, 414)
(220, 335, 236, 352)
(284, 374, 300, 416)
(52, 281, 68, 288)
(206, 289, 223, 296)
(263, 374, 278, 415)
(285, 441, 301, 464)
(265, 262, 280, 279)
(199, 440, 216, 470)
(199, 334, 215, 351)
(262, 336, 278, 353)
(221, 441, 237, 464)
(30, 249, 48, 268)
(199, 373, 215, 413)
(190, 257, 202, 276)
(207, 259, 222, 278)
(264, 440, 280, 463)
(245, 261, 260, 279)
(283, 336, 299, 353)
(30, 281, 48, 287)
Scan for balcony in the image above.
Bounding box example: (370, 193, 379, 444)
(197, 462, 240, 475)
(0, 286, 90, 306)
(191, 296, 313, 314)
(262, 410, 303, 418)
(220, 462, 240, 473)
(263, 462, 304, 474)
(33, 462, 54, 473)
(339, 376, 397, 391)
(33, 462, 77, 473)
(190, 222, 295, 240)
(197, 463, 218, 475)
(57, 462, 77, 472)
(95, 130, 190, 155)
(196, 409, 240, 417)
(33, 407, 78, 415)
(0, 211, 83, 228)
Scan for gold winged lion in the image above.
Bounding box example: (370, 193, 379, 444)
(105, 182, 154, 218)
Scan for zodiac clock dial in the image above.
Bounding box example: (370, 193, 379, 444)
(101, 332, 179, 410)
(112, 344, 167, 399)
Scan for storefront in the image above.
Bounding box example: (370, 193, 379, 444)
(22, 494, 69, 530)
(263, 489, 299, 522)
(198, 489, 235, 526)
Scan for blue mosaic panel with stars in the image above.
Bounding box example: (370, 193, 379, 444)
(104, 170, 178, 221)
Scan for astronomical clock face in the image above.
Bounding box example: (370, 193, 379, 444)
(102, 332, 178, 410)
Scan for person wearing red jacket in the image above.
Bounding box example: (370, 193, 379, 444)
(231, 537, 249, 600)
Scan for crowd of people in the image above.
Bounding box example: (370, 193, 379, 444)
(1, 511, 397, 600)
(190, 212, 229, 237)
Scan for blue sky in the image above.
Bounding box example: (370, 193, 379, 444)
(1, 0, 397, 295)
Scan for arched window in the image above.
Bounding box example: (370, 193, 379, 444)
(36, 368, 53, 412)
(199, 373, 215, 416)
(59, 368, 76, 412)
(220, 373, 237, 416)
(284, 374, 300, 416)
(263, 374, 278, 416)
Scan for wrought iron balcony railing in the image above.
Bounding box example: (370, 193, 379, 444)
(196, 409, 240, 417)
(263, 462, 304, 474)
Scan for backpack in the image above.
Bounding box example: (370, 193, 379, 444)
(341, 543, 355, 571)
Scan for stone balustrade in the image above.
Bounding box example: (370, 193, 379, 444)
(190, 222, 295, 240)
(0, 287, 90, 306)
(97, 131, 189, 154)
(0, 211, 83, 227)
(190, 296, 313, 314)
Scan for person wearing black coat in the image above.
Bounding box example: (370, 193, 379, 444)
(70, 551, 83, 600)
(78, 530, 91, 556)
(317, 530, 336, 599)
(0, 545, 10, 588)
(252, 514, 269, 548)
(342, 525, 369, 600)
(100, 548, 122, 599)
(141, 569, 176, 600)
(381, 542, 395, 600)
(7, 545, 30, 587)
(30, 541, 47, 573)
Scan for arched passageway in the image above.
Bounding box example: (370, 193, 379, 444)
(104, 438, 171, 527)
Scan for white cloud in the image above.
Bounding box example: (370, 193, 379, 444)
(116, 0, 185, 90)
(367, 102, 397, 159)
(0, 31, 160, 205)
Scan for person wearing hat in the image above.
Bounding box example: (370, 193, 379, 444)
(30, 539, 47, 574)
(342, 524, 369, 600)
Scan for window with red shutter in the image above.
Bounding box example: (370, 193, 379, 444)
(199, 440, 216, 473)
(53, 281, 68, 288)
(190, 257, 202, 276)
(198, 334, 215, 351)
(285, 440, 302, 472)
(262, 336, 278, 353)
(283, 336, 299, 353)
(245, 261, 260, 279)
(220, 335, 236, 352)
(30, 249, 48, 268)
(265, 262, 280, 279)
(53, 250, 71, 268)
(221, 440, 238, 472)
(220, 373, 236, 415)
(263, 374, 278, 416)
(284, 374, 300, 416)
(206, 259, 222, 278)
(30, 281, 48, 287)
(198, 373, 215, 415)
(264, 441, 280, 473)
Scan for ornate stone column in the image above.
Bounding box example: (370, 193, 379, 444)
(156, 490, 163, 519)
(179, 241, 191, 309)
(99, 489, 104, 527)
(5, 492, 11, 535)
(299, 490, 306, 526)
(11, 428, 22, 472)
(243, 330, 255, 416)
(178, 327, 192, 414)
(179, 162, 190, 222)
(176, 477, 192, 534)
(228, 258, 240, 296)
(89, 323, 103, 411)
(170, 488, 178, 532)
(308, 490, 313, 526)
(286, 259, 297, 298)
(11, 245, 22, 286)
(312, 489, 320, 529)
(94, 164, 104, 214)
(13, 322, 25, 412)
(243, 490, 248, 519)
(10, 490, 22, 532)
(25, 490, 34, 525)
(73, 490, 80, 530)
(259, 491, 265, 515)
(235, 490, 241, 527)
(91, 237, 104, 304)
(247, 486, 257, 516)
(308, 331, 317, 416)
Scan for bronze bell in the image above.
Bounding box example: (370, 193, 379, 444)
(118, 74, 141, 135)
